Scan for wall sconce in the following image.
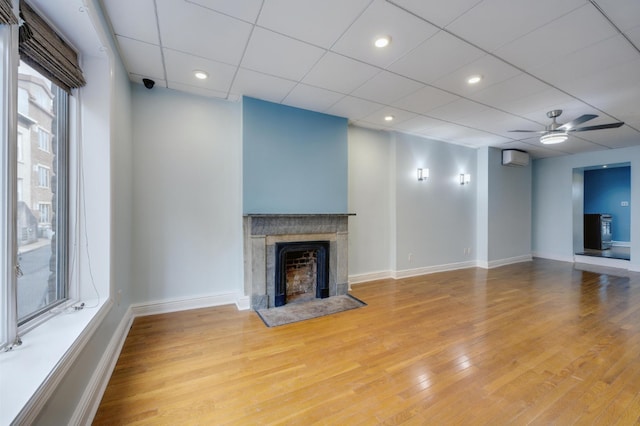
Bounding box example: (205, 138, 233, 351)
(459, 173, 471, 185)
(417, 168, 429, 181)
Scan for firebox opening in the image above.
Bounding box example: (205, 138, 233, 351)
(274, 241, 330, 307)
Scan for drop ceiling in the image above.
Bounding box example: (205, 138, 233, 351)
(100, 0, 640, 158)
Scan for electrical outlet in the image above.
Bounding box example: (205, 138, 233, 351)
(116, 289, 122, 306)
(408, 253, 413, 262)
(621, 201, 629, 207)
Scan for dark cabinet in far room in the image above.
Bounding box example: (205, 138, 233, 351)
(584, 213, 612, 250)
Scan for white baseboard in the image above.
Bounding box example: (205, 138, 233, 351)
(71, 306, 134, 425)
(393, 260, 476, 279)
(531, 252, 575, 263)
(235, 295, 250, 311)
(612, 241, 631, 247)
(348, 270, 392, 285)
(574, 255, 631, 270)
(130, 292, 239, 317)
(477, 254, 532, 269)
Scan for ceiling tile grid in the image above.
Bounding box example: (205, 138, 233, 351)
(102, 0, 640, 158)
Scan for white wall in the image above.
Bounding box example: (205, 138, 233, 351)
(131, 86, 243, 303)
(348, 126, 393, 280)
(31, 0, 134, 423)
(533, 145, 640, 271)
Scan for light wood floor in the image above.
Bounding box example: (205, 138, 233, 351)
(93, 259, 640, 425)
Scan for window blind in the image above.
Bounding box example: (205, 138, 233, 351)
(0, 0, 17, 25)
(18, 0, 85, 92)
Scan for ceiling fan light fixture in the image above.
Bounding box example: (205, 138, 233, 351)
(540, 132, 568, 144)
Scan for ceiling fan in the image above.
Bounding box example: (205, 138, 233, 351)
(510, 110, 624, 144)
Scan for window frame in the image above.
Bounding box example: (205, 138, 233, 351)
(1, 14, 72, 349)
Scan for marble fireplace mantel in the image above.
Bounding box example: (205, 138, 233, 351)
(243, 214, 354, 310)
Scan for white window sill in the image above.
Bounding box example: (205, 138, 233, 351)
(0, 297, 111, 425)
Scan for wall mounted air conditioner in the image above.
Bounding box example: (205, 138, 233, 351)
(502, 149, 530, 167)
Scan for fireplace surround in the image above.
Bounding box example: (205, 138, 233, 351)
(243, 214, 353, 310)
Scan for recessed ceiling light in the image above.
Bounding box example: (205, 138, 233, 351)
(384, 115, 394, 122)
(467, 75, 482, 84)
(374, 36, 391, 48)
(194, 70, 208, 80)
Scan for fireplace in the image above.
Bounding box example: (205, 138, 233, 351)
(275, 241, 330, 306)
(243, 214, 353, 310)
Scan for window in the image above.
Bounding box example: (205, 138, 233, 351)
(37, 127, 49, 152)
(36, 164, 48, 187)
(15, 61, 68, 324)
(17, 130, 23, 162)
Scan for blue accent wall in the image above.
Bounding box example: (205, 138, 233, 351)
(584, 166, 631, 241)
(242, 97, 348, 213)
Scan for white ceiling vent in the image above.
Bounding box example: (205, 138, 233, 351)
(502, 149, 530, 167)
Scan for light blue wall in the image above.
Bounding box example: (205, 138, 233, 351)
(584, 166, 631, 241)
(533, 145, 640, 271)
(485, 147, 532, 263)
(243, 97, 348, 214)
(393, 132, 477, 270)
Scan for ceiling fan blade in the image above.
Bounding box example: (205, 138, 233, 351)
(570, 122, 624, 132)
(508, 129, 545, 133)
(558, 114, 598, 130)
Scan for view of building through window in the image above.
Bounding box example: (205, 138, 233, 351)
(16, 61, 65, 321)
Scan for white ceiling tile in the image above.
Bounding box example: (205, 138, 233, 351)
(302, 52, 381, 94)
(229, 68, 297, 103)
(392, 86, 459, 115)
(360, 106, 418, 127)
(102, 0, 159, 44)
(241, 27, 326, 81)
(257, 0, 372, 48)
(167, 81, 229, 99)
(116, 36, 164, 80)
(626, 26, 640, 48)
(531, 35, 638, 88)
(431, 54, 521, 97)
(461, 109, 543, 137)
(104, 0, 640, 158)
(558, 58, 640, 115)
(577, 125, 640, 149)
(282, 84, 345, 113)
(393, 115, 449, 133)
(184, 0, 263, 23)
(427, 98, 489, 122)
(468, 73, 550, 110)
(388, 31, 485, 84)
(163, 49, 237, 93)
(497, 87, 577, 119)
(351, 71, 424, 104)
(325, 96, 384, 120)
(495, 4, 619, 71)
(591, 0, 640, 32)
(446, 0, 584, 52)
(331, 0, 439, 68)
(156, 0, 253, 65)
(390, 0, 483, 28)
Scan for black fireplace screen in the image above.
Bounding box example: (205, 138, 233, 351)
(274, 241, 330, 306)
